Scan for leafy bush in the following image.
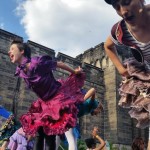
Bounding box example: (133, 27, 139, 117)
(58, 139, 87, 150)
(77, 139, 87, 150)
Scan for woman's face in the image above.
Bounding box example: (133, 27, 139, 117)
(8, 44, 24, 64)
(113, 0, 144, 25)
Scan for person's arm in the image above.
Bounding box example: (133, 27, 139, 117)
(94, 135, 106, 150)
(84, 88, 96, 101)
(57, 61, 82, 74)
(92, 127, 106, 150)
(1, 140, 9, 150)
(147, 140, 150, 150)
(104, 36, 129, 77)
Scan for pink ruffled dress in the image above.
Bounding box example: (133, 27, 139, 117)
(111, 19, 150, 129)
(15, 55, 85, 136)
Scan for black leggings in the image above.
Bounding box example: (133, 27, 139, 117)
(33, 127, 56, 150)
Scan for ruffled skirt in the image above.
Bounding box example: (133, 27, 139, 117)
(118, 60, 150, 128)
(20, 73, 85, 136)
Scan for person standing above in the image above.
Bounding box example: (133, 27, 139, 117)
(104, 0, 150, 147)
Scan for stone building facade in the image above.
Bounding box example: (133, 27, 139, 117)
(0, 29, 148, 148)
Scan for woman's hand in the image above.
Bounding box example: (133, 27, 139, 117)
(92, 127, 99, 138)
(74, 66, 83, 74)
(27, 135, 34, 142)
(118, 67, 130, 78)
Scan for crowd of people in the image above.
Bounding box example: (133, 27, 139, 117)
(0, 0, 149, 149)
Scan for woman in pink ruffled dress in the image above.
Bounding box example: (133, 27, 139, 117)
(8, 38, 85, 150)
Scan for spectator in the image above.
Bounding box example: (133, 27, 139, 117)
(85, 127, 105, 150)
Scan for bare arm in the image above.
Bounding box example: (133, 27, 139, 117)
(1, 141, 9, 150)
(57, 61, 82, 74)
(94, 135, 106, 150)
(92, 127, 106, 150)
(104, 36, 129, 77)
(84, 88, 96, 101)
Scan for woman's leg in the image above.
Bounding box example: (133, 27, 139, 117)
(83, 88, 96, 101)
(44, 134, 56, 150)
(55, 135, 61, 150)
(33, 127, 44, 150)
(65, 128, 77, 150)
(33, 127, 56, 150)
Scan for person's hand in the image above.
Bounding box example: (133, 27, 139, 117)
(0, 147, 5, 150)
(74, 66, 83, 74)
(92, 127, 99, 138)
(0, 141, 8, 150)
(27, 135, 34, 142)
(92, 103, 104, 116)
(118, 67, 130, 78)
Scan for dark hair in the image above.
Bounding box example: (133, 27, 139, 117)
(85, 138, 96, 149)
(132, 137, 145, 150)
(11, 38, 31, 58)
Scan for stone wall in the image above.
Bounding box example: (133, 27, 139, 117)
(0, 29, 21, 113)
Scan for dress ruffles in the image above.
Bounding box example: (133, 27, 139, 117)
(20, 73, 85, 136)
(118, 60, 150, 128)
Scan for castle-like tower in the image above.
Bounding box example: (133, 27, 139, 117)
(0, 29, 148, 149)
